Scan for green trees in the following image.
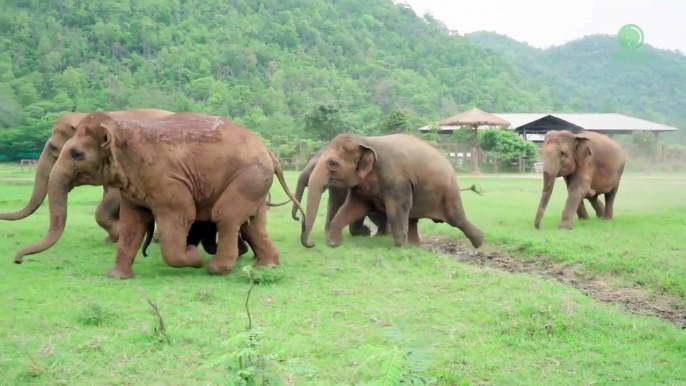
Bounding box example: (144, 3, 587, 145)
(378, 110, 411, 135)
(0, 0, 557, 158)
(480, 128, 538, 168)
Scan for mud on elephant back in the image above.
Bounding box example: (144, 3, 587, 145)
(12, 111, 308, 279)
(299, 133, 485, 249)
(534, 130, 626, 230)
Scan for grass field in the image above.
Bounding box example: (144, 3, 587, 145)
(1, 163, 686, 385)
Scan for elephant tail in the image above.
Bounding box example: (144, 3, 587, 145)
(460, 184, 484, 196)
(268, 150, 307, 231)
(140, 221, 155, 257)
(266, 191, 292, 207)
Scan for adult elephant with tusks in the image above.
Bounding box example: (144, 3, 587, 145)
(534, 130, 626, 230)
(292, 149, 390, 237)
(300, 133, 484, 249)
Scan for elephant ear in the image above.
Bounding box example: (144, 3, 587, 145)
(574, 135, 592, 164)
(98, 118, 118, 150)
(355, 142, 377, 180)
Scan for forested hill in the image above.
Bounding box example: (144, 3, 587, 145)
(466, 31, 686, 141)
(0, 0, 556, 139)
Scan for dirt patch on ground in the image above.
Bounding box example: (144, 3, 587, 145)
(423, 236, 686, 329)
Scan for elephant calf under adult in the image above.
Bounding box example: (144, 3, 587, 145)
(292, 149, 389, 237)
(300, 133, 484, 249)
(14, 112, 307, 279)
(534, 130, 626, 229)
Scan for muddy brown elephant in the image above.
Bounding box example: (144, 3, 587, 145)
(292, 150, 389, 237)
(0, 109, 175, 243)
(300, 133, 484, 249)
(13, 112, 308, 279)
(534, 130, 626, 230)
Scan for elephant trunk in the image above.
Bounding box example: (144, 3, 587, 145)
(301, 160, 328, 248)
(0, 146, 54, 220)
(14, 164, 72, 263)
(291, 169, 310, 221)
(534, 165, 559, 229)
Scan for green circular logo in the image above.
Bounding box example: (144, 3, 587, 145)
(618, 24, 644, 50)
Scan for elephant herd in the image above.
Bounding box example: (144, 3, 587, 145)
(0, 108, 627, 280)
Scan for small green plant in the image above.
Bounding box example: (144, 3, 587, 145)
(201, 266, 314, 384)
(76, 302, 114, 327)
(354, 324, 438, 385)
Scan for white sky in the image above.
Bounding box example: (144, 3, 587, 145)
(400, 0, 686, 53)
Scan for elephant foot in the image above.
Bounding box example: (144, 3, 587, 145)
(206, 257, 236, 276)
(107, 266, 134, 279)
(558, 220, 573, 230)
(184, 245, 205, 268)
(578, 216, 591, 221)
(103, 235, 118, 243)
(254, 257, 280, 268)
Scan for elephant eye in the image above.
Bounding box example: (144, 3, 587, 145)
(328, 160, 339, 170)
(560, 151, 567, 157)
(70, 149, 85, 161)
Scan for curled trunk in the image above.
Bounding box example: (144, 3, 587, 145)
(534, 166, 559, 229)
(291, 169, 310, 221)
(301, 160, 329, 248)
(0, 146, 55, 220)
(14, 165, 71, 263)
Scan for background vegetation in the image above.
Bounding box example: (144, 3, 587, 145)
(1, 0, 684, 160)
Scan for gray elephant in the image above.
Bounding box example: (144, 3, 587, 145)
(300, 133, 484, 249)
(534, 130, 626, 229)
(292, 150, 389, 237)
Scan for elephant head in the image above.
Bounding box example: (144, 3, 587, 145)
(0, 109, 172, 223)
(300, 134, 377, 247)
(0, 112, 87, 221)
(14, 113, 122, 263)
(534, 130, 591, 229)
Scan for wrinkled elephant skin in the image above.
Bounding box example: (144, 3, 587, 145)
(300, 133, 484, 249)
(13, 112, 307, 279)
(292, 150, 390, 237)
(534, 130, 626, 230)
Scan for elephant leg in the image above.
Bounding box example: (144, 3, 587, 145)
(154, 203, 204, 269)
(565, 177, 590, 221)
(382, 184, 413, 248)
(587, 195, 605, 218)
(407, 218, 420, 246)
(603, 186, 619, 220)
(443, 188, 483, 248)
(326, 188, 350, 232)
(327, 192, 370, 247)
(106, 198, 153, 279)
(368, 211, 390, 236)
(559, 180, 588, 230)
(197, 222, 219, 255)
(95, 192, 121, 243)
(240, 203, 280, 267)
(576, 200, 591, 221)
(206, 181, 267, 275)
(187, 221, 210, 247)
(349, 217, 371, 237)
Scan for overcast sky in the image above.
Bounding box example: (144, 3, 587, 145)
(400, 0, 686, 53)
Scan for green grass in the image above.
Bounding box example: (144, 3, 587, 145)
(1, 165, 686, 385)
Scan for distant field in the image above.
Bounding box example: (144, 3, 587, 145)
(1, 163, 685, 385)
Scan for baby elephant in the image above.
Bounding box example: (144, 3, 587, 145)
(140, 221, 249, 258)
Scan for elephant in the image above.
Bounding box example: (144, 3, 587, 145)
(299, 133, 484, 249)
(13, 111, 307, 279)
(0, 109, 175, 243)
(292, 149, 389, 237)
(534, 130, 626, 230)
(141, 220, 249, 258)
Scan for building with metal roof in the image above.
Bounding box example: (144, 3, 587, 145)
(417, 112, 679, 143)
